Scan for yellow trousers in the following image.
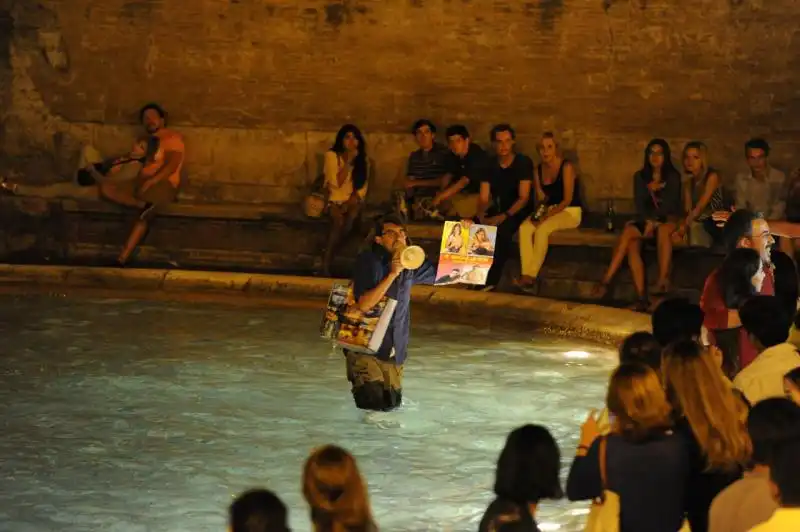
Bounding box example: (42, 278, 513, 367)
(518, 207, 582, 278)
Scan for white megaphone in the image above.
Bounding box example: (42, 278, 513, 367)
(394, 243, 426, 270)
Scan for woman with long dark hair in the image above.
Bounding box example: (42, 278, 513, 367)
(594, 139, 683, 310)
(322, 124, 370, 276)
(711, 248, 766, 377)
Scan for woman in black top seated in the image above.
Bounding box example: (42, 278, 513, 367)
(478, 424, 563, 532)
(567, 363, 689, 532)
(661, 340, 752, 532)
(594, 139, 683, 311)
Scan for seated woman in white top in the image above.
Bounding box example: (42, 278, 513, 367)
(322, 124, 370, 276)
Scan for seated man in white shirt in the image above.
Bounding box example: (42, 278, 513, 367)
(735, 296, 800, 405)
(734, 138, 795, 262)
(734, 138, 787, 222)
(751, 437, 800, 531)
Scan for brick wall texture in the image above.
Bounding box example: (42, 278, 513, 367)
(1, 0, 800, 209)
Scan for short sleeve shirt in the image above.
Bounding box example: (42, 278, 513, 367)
(482, 153, 534, 214)
(445, 143, 490, 195)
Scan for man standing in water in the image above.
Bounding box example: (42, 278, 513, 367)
(346, 214, 437, 412)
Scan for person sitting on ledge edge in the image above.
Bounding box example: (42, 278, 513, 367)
(345, 213, 439, 412)
(0, 102, 185, 268)
(476, 123, 534, 292)
(515, 132, 583, 293)
(429, 124, 490, 219)
(321, 124, 370, 277)
(402, 119, 452, 221)
(102, 103, 185, 266)
(593, 138, 682, 310)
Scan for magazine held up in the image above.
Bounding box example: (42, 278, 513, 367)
(434, 220, 496, 286)
(320, 220, 496, 353)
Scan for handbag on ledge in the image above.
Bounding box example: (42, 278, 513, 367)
(303, 174, 327, 218)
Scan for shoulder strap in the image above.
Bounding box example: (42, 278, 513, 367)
(599, 436, 608, 491)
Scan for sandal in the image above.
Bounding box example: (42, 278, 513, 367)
(512, 277, 538, 294)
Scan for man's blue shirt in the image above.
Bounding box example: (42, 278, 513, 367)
(351, 244, 436, 364)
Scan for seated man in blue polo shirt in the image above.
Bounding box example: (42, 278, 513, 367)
(347, 213, 438, 411)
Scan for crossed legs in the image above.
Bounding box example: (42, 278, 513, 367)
(596, 221, 676, 301)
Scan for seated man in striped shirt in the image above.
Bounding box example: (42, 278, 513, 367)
(403, 119, 452, 220)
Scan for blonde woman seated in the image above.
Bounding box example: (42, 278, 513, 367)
(515, 133, 582, 292)
(674, 141, 726, 248)
(303, 444, 377, 532)
(567, 363, 689, 532)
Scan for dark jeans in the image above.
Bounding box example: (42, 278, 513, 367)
(486, 211, 528, 287)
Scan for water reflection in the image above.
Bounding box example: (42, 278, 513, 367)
(0, 294, 616, 531)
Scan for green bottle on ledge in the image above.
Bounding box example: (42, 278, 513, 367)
(606, 200, 616, 233)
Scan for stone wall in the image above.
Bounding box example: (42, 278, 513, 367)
(2, 0, 800, 208)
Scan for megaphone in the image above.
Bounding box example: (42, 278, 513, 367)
(395, 244, 426, 270)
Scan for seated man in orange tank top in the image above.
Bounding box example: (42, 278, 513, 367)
(97, 102, 185, 266)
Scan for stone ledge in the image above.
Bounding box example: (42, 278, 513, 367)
(0, 264, 650, 344)
(59, 197, 307, 221)
(2, 194, 625, 248)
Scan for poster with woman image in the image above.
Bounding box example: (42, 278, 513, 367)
(435, 221, 496, 285)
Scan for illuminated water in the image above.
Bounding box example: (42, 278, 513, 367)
(0, 294, 617, 532)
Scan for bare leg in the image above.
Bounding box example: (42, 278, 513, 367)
(342, 201, 363, 235)
(322, 203, 346, 276)
(600, 224, 642, 285)
(654, 222, 676, 292)
(626, 238, 646, 298)
(117, 219, 149, 265)
(99, 181, 145, 209)
(592, 224, 641, 298)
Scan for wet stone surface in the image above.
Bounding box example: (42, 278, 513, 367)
(0, 294, 617, 531)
